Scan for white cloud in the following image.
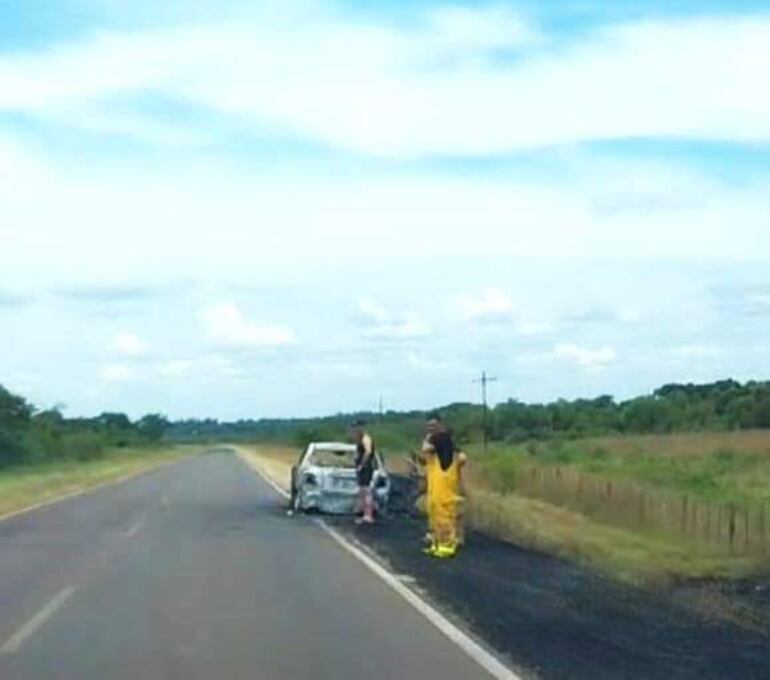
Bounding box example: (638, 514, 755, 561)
(424, 5, 535, 53)
(515, 321, 554, 337)
(199, 302, 296, 348)
(357, 299, 389, 325)
(99, 363, 135, 382)
(357, 299, 431, 340)
(457, 287, 513, 322)
(564, 306, 644, 326)
(1, 132, 769, 290)
(455, 289, 553, 335)
(0, 11, 767, 156)
(554, 343, 617, 369)
(158, 359, 194, 377)
(670, 344, 721, 358)
(298, 359, 373, 379)
(406, 351, 453, 373)
(617, 309, 643, 325)
(110, 331, 148, 356)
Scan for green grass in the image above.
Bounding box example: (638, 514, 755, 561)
(477, 431, 770, 504)
(0, 445, 199, 518)
(464, 432, 770, 581)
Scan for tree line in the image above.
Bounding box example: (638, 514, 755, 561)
(4, 379, 770, 467)
(0, 384, 169, 468)
(168, 379, 770, 448)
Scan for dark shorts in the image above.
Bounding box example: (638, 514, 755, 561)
(356, 461, 374, 487)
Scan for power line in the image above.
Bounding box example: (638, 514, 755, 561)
(473, 371, 497, 453)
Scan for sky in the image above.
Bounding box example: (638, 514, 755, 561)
(1, 1, 769, 420)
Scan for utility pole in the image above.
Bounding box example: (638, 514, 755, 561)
(473, 371, 497, 453)
(378, 395, 384, 424)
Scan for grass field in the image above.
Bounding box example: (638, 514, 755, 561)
(465, 431, 770, 582)
(0, 445, 199, 519)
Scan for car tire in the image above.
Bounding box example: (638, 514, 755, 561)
(290, 466, 302, 513)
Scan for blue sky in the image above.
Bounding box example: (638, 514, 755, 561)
(1, 1, 769, 419)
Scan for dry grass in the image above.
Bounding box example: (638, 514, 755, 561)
(0, 446, 198, 518)
(580, 430, 770, 459)
(465, 489, 760, 585)
(237, 445, 295, 491)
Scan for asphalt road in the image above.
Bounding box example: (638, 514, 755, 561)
(0, 450, 493, 680)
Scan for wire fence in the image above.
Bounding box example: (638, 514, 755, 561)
(512, 465, 769, 555)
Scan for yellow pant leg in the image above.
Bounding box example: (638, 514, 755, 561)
(433, 498, 457, 549)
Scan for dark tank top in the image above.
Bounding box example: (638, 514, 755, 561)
(356, 437, 375, 468)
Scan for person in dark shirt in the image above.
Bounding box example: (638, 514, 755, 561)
(419, 413, 467, 557)
(350, 419, 376, 525)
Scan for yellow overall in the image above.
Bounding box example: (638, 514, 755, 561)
(425, 450, 461, 557)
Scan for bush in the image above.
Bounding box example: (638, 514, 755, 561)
(0, 430, 29, 467)
(60, 431, 107, 461)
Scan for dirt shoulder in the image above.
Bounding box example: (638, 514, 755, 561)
(0, 445, 199, 520)
(236, 445, 294, 492)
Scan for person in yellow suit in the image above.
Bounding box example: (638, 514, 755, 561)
(420, 413, 467, 558)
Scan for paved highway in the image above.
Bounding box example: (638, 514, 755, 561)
(0, 450, 496, 680)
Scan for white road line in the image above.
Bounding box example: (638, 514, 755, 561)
(125, 516, 146, 538)
(315, 521, 521, 680)
(0, 586, 77, 655)
(239, 451, 520, 680)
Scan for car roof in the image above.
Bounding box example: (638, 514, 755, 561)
(309, 442, 356, 452)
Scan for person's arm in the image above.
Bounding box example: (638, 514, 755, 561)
(456, 451, 468, 496)
(418, 435, 434, 465)
(359, 434, 374, 467)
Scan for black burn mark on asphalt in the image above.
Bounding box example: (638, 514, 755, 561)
(324, 512, 770, 680)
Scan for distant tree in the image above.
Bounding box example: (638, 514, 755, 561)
(621, 397, 672, 433)
(96, 412, 132, 431)
(754, 397, 770, 429)
(0, 384, 33, 466)
(137, 414, 170, 442)
(725, 396, 755, 429)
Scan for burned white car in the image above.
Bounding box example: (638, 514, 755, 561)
(290, 442, 390, 514)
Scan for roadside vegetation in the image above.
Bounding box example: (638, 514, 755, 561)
(467, 433, 770, 583)
(0, 446, 194, 518)
(0, 383, 191, 517)
(1, 384, 171, 468)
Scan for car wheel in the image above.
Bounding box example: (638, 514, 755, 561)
(290, 466, 302, 513)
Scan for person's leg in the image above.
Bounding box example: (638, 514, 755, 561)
(356, 464, 375, 524)
(433, 498, 458, 558)
(364, 462, 376, 522)
(456, 495, 465, 547)
(363, 487, 375, 522)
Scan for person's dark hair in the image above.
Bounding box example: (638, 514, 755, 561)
(426, 412, 442, 422)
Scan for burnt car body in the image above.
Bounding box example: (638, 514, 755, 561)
(290, 442, 390, 514)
